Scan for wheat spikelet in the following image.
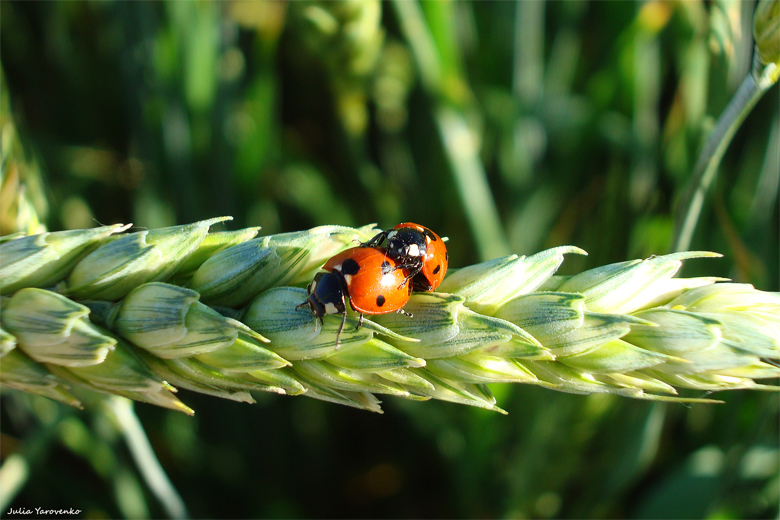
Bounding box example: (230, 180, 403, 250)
(1, 218, 778, 414)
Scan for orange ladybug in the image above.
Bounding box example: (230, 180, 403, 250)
(297, 246, 413, 346)
(366, 223, 448, 291)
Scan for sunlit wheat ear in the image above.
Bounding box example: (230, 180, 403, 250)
(1, 220, 778, 414)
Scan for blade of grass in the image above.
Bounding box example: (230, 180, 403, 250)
(513, 0, 544, 106)
(392, 0, 510, 260)
(106, 397, 189, 519)
(435, 107, 511, 260)
(672, 59, 779, 252)
(0, 407, 61, 512)
(391, 0, 442, 93)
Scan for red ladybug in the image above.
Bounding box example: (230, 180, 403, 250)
(366, 223, 448, 292)
(297, 246, 413, 346)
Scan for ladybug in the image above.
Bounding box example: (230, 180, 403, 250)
(297, 246, 413, 346)
(365, 223, 448, 292)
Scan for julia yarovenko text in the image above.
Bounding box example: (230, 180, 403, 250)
(6, 507, 81, 515)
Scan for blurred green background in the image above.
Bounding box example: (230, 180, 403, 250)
(1, 1, 778, 518)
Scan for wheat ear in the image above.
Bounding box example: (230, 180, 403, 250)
(2, 218, 778, 414)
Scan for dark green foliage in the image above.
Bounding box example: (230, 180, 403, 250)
(1, 1, 776, 518)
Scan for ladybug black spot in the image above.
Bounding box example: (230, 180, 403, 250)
(433, 265, 441, 275)
(381, 261, 393, 275)
(342, 258, 361, 276)
(423, 229, 438, 241)
(376, 294, 386, 307)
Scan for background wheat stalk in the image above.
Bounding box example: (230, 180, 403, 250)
(2, 218, 777, 415)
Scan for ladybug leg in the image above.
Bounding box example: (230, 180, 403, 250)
(396, 308, 414, 319)
(397, 269, 418, 289)
(394, 263, 421, 289)
(296, 301, 320, 333)
(355, 313, 364, 330)
(335, 311, 347, 348)
(362, 230, 388, 248)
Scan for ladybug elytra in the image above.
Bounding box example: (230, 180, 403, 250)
(366, 222, 448, 292)
(297, 246, 413, 346)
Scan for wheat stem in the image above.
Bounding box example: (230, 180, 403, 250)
(672, 58, 779, 252)
(107, 397, 189, 520)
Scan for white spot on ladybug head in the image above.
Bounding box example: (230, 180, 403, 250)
(407, 243, 420, 256)
(332, 263, 342, 271)
(324, 302, 339, 315)
(387, 230, 397, 239)
(343, 274, 353, 285)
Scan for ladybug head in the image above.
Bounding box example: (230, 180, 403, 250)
(297, 271, 350, 347)
(300, 272, 347, 321)
(386, 228, 427, 262)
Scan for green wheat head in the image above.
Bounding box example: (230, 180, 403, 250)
(1, 218, 778, 415)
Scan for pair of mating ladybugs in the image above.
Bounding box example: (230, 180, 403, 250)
(298, 223, 448, 346)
